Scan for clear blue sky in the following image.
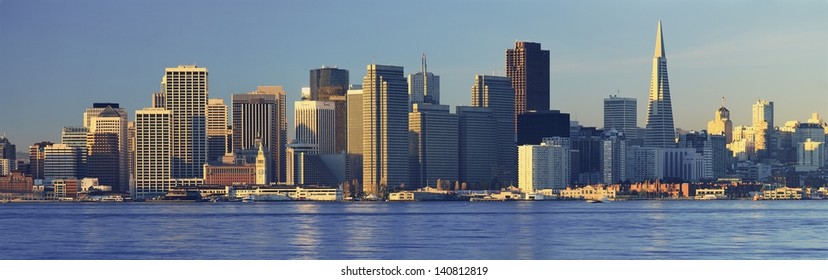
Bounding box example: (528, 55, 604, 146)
(1, 0, 826, 147)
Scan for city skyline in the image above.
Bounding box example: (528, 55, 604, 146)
(1, 1, 827, 147)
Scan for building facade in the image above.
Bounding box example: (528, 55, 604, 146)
(408, 104, 458, 189)
(603, 96, 638, 140)
(163, 65, 208, 179)
(457, 106, 498, 189)
(518, 137, 570, 192)
(207, 98, 228, 163)
(506, 41, 550, 125)
(134, 108, 173, 199)
(471, 75, 517, 185)
(232, 85, 287, 183)
(294, 100, 336, 154)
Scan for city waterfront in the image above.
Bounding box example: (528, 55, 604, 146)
(1, 200, 826, 260)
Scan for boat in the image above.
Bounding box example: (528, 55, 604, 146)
(586, 199, 603, 203)
(242, 195, 255, 203)
(753, 193, 763, 201)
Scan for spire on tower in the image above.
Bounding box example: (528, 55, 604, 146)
(654, 20, 666, 58)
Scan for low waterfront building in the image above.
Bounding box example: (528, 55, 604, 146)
(52, 178, 79, 200)
(762, 187, 803, 200)
(388, 191, 415, 201)
(203, 163, 256, 186)
(559, 185, 617, 200)
(694, 188, 727, 200)
(0, 171, 34, 194)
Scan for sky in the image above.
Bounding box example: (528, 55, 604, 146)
(1, 0, 827, 148)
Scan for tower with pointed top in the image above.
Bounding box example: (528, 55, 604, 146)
(644, 21, 676, 148)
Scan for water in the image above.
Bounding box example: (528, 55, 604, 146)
(1, 200, 827, 259)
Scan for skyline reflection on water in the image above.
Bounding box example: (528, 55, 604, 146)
(1, 200, 827, 260)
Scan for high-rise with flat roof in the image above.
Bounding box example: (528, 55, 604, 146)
(346, 85, 363, 183)
(603, 96, 637, 138)
(472, 75, 517, 185)
(207, 98, 228, 162)
(408, 104, 458, 189)
(44, 144, 83, 182)
(232, 86, 287, 183)
(135, 108, 172, 199)
(310, 67, 349, 101)
(294, 100, 336, 154)
(362, 65, 409, 196)
(163, 65, 208, 179)
(457, 106, 498, 189)
(644, 21, 676, 148)
(29, 141, 53, 180)
(752, 99, 774, 157)
(507, 41, 550, 126)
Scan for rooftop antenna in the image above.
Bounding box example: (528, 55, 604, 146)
(722, 96, 726, 107)
(422, 53, 428, 100)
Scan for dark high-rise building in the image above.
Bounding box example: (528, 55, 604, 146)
(471, 75, 517, 185)
(86, 132, 120, 189)
(457, 106, 498, 189)
(571, 124, 603, 185)
(311, 67, 350, 154)
(0, 136, 16, 162)
(310, 67, 349, 101)
(517, 110, 570, 145)
(507, 41, 550, 129)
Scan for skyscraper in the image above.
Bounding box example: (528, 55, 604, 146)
(163, 65, 208, 179)
(408, 54, 440, 107)
(29, 141, 53, 180)
(516, 110, 570, 145)
(294, 100, 336, 154)
(471, 75, 517, 185)
(603, 95, 638, 139)
(408, 104, 458, 189)
(232, 86, 287, 183)
(346, 85, 363, 183)
(506, 41, 550, 128)
(311, 67, 350, 154)
(601, 130, 627, 184)
(83, 103, 127, 129)
(309, 67, 349, 101)
(644, 21, 676, 148)
(61, 126, 88, 175)
(134, 108, 172, 199)
(362, 64, 409, 196)
(457, 106, 498, 189)
(44, 144, 83, 182)
(86, 132, 120, 189)
(518, 137, 570, 192)
(207, 98, 228, 162)
(752, 99, 774, 157)
(0, 136, 15, 173)
(88, 105, 128, 191)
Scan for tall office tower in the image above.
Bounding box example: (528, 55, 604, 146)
(0, 136, 15, 172)
(601, 130, 627, 184)
(151, 92, 166, 108)
(752, 99, 774, 157)
(518, 137, 570, 193)
(88, 105, 129, 192)
(362, 65, 409, 196)
(707, 101, 733, 144)
(207, 98, 228, 162)
(346, 85, 363, 183)
(86, 132, 119, 189)
(61, 126, 89, 173)
(162, 65, 208, 179)
(232, 85, 287, 183)
(517, 110, 570, 145)
(457, 106, 498, 189)
(135, 108, 172, 199)
(44, 144, 83, 182)
(408, 104, 458, 189)
(506, 41, 550, 128)
(29, 141, 53, 180)
(309, 67, 349, 101)
(644, 21, 676, 148)
(408, 54, 440, 107)
(603, 96, 638, 139)
(677, 131, 728, 179)
(312, 67, 350, 154)
(472, 75, 517, 185)
(570, 124, 604, 184)
(83, 103, 127, 129)
(294, 100, 336, 154)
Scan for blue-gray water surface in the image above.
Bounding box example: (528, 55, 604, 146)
(1, 200, 827, 259)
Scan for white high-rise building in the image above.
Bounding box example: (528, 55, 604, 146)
(752, 99, 774, 157)
(294, 100, 336, 154)
(134, 108, 173, 199)
(601, 130, 627, 184)
(644, 21, 676, 148)
(163, 65, 208, 179)
(518, 137, 570, 192)
(362, 65, 409, 196)
(603, 96, 637, 139)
